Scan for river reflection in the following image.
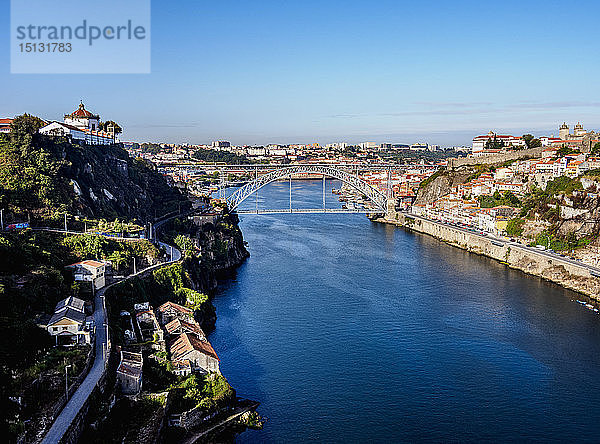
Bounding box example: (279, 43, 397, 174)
(210, 180, 600, 443)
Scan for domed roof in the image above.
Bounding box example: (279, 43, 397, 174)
(560, 122, 569, 129)
(67, 102, 98, 119)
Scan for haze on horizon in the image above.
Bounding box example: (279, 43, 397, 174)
(2, 0, 599, 146)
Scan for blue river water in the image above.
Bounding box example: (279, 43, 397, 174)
(209, 180, 600, 443)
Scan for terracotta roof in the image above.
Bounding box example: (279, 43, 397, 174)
(165, 318, 205, 337)
(67, 103, 98, 118)
(67, 260, 105, 268)
(117, 360, 142, 378)
(170, 333, 219, 361)
(157, 301, 193, 315)
(0, 118, 13, 125)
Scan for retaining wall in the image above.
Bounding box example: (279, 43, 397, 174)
(385, 213, 600, 300)
(448, 147, 544, 169)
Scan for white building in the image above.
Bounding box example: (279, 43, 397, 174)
(472, 131, 525, 152)
(46, 296, 93, 346)
(66, 260, 106, 290)
(39, 121, 86, 142)
(39, 103, 117, 145)
(64, 102, 100, 130)
(0, 118, 12, 133)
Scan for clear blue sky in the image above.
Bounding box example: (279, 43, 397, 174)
(2, 0, 600, 145)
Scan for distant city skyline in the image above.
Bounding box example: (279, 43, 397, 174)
(3, 0, 600, 145)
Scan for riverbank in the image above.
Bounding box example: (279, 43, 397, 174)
(73, 211, 256, 444)
(374, 212, 600, 302)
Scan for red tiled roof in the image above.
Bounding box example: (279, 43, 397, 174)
(170, 333, 219, 361)
(67, 103, 97, 118)
(157, 301, 193, 315)
(165, 318, 205, 337)
(67, 260, 104, 268)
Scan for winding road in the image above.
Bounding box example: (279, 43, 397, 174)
(40, 234, 180, 444)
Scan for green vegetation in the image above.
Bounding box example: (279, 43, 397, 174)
(419, 169, 446, 189)
(192, 148, 253, 164)
(63, 234, 159, 262)
(82, 395, 166, 444)
(21, 346, 90, 382)
(555, 146, 580, 157)
(0, 115, 189, 224)
(178, 287, 209, 311)
(534, 230, 590, 251)
(522, 134, 542, 149)
(544, 176, 582, 196)
(466, 164, 495, 182)
(98, 120, 122, 135)
(171, 373, 235, 412)
(484, 135, 505, 150)
(519, 177, 583, 222)
(506, 217, 525, 237)
(174, 234, 194, 259)
(478, 191, 521, 208)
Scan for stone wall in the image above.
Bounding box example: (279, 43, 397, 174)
(384, 213, 600, 300)
(448, 146, 544, 169)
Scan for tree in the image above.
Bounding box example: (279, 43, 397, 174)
(506, 217, 525, 237)
(522, 134, 542, 149)
(591, 142, 600, 156)
(10, 114, 45, 136)
(485, 135, 505, 150)
(502, 191, 521, 207)
(99, 120, 123, 135)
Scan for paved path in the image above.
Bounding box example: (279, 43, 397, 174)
(41, 241, 181, 444)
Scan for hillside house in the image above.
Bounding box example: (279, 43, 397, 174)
(165, 318, 206, 340)
(169, 333, 220, 374)
(117, 350, 143, 395)
(46, 296, 93, 346)
(66, 260, 106, 290)
(156, 301, 194, 326)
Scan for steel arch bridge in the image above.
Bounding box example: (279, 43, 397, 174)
(225, 165, 390, 213)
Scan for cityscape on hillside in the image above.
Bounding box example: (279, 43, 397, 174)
(5, 1, 600, 443)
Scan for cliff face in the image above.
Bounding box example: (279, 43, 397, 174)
(184, 213, 249, 330)
(0, 133, 189, 223)
(414, 167, 476, 205)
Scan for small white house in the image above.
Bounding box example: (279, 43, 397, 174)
(66, 260, 106, 290)
(39, 121, 86, 142)
(46, 296, 92, 346)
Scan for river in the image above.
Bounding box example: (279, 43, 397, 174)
(209, 179, 600, 442)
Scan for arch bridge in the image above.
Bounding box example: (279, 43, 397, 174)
(223, 164, 391, 214)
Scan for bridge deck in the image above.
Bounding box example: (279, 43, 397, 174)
(235, 208, 383, 214)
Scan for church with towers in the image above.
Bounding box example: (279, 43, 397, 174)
(557, 122, 597, 152)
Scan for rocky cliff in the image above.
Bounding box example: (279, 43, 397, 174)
(414, 166, 476, 205)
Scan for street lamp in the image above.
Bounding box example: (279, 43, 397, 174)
(65, 364, 72, 401)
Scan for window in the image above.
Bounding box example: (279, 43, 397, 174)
(53, 327, 58, 332)
(91, 123, 96, 130)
